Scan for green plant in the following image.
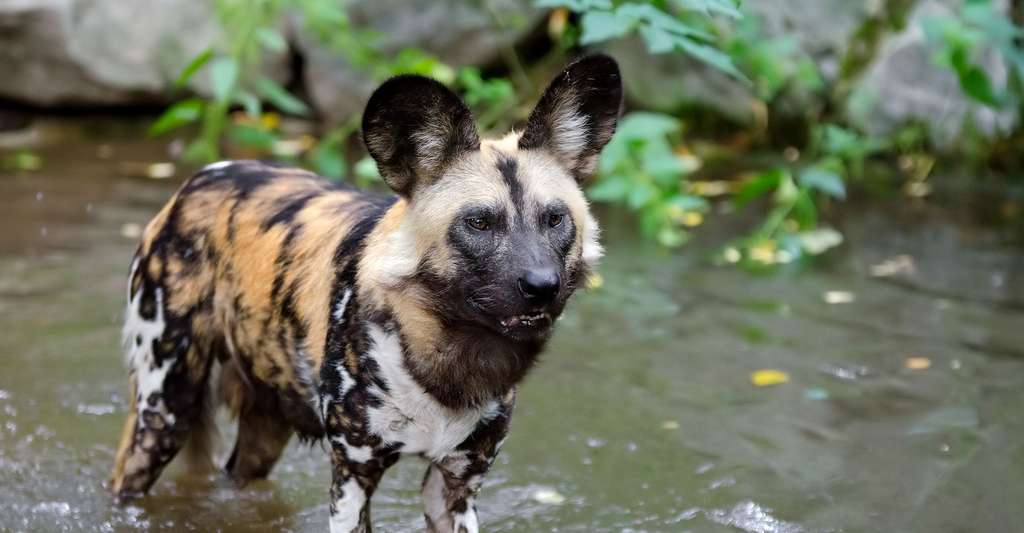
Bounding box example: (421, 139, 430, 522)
(723, 10, 822, 102)
(719, 124, 889, 268)
(536, 0, 745, 79)
(589, 112, 707, 247)
(150, 0, 314, 162)
(923, 0, 1024, 109)
(724, 165, 845, 269)
(150, 0, 522, 181)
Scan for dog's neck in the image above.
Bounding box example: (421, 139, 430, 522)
(361, 282, 543, 410)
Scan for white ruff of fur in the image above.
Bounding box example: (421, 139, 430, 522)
(363, 324, 500, 460)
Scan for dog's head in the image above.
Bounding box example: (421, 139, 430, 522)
(362, 55, 621, 342)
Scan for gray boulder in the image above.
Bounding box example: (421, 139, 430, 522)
(0, 0, 539, 118)
(846, 0, 1017, 148)
(295, 0, 541, 124)
(605, 0, 872, 122)
(0, 0, 247, 105)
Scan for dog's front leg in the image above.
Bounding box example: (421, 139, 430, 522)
(422, 390, 515, 533)
(328, 441, 399, 533)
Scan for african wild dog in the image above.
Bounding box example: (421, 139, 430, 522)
(110, 55, 622, 532)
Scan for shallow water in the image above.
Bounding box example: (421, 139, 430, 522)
(1, 120, 1023, 532)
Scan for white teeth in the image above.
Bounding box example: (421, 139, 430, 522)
(501, 313, 548, 328)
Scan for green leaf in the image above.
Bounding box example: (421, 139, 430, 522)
(579, 10, 634, 44)
(310, 142, 346, 179)
(228, 123, 277, 150)
(798, 166, 846, 200)
(644, 141, 688, 185)
(235, 90, 262, 118)
(588, 175, 630, 202)
(791, 189, 818, 230)
(618, 3, 713, 40)
(149, 98, 204, 136)
(614, 112, 681, 141)
(354, 156, 382, 186)
(639, 25, 676, 53)
(627, 182, 657, 209)
(256, 28, 288, 53)
(255, 77, 311, 116)
(735, 168, 785, 206)
(667, 194, 709, 211)
(183, 138, 218, 162)
(678, 38, 749, 81)
(956, 62, 1002, 107)
(657, 224, 688, 247)
(174, 48, 213, 89)
(534, 0, 612, 10)
(639, 204, 666, 238)
(673, 0, 742, 19)
(209, 56, 239, 103)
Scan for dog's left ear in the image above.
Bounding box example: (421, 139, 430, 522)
(362, 75, 481, 197)
(519, 55, 623, 182)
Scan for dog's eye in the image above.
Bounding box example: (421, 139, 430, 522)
(466, 216, 491, 231)
(547, 213, 564, 228)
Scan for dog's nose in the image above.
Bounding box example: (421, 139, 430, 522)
(517, 269, 560, 305)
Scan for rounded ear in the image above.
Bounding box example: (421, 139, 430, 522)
(518, 54, 623, 182)
(362, 75, 480, 197)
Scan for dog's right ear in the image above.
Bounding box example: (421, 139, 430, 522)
(362, 75, 481, 197)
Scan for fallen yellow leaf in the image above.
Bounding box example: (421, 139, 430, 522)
(751, 369, 790, 387)
(585, 272, 604, 290)
(661, 420, 680, 430)
(905, 357, 931, 370)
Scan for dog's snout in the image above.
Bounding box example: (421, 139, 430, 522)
(517, 268, 560, 305)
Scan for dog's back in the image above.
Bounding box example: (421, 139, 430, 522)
(112, 160, 393, 494)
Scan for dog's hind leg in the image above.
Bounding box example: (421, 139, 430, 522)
(110, 272, 214, 499)
(222, 367, 294, 484)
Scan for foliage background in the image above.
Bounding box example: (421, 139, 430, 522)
(2, 0, 1022, 267)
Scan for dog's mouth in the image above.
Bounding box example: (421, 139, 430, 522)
(465, 296, 558, 338)
(498, 312, 553, 337)
(500, 312, 550, 328)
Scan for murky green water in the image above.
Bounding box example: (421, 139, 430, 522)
(1, 120, 1023, 532)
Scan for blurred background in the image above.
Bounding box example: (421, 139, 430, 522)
(1, 0, 1022, 531)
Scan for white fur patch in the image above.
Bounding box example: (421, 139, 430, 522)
(453, 502, 479, 533)
(549, 98, 589, 167)
(329, 433, 374, 463)
(335, 361, 355, 396)
(201, 160, 234, 172)
(333, 289, 353, 322)
(370, 227, 421, 288)
(581, 210, 604, 267)
(329, 478, 366, 533)
(123, 263, 175, 423)
(363, 324, 499, 459)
